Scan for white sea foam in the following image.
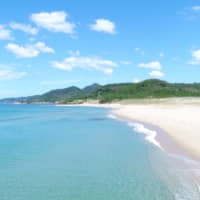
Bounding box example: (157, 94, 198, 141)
(107, 111, 200, 198)
(128, 122, 163, 150)
(107, 112, 163, 150)
(168, 153, 200, 166)
(107, 113, 118, 120)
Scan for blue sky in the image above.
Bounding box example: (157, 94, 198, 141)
(0, 0, 200, 98)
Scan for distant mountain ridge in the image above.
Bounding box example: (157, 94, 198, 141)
(0, 83, 101, 103)
(0, 95, 39, 104)
(1, 80, 200, 104)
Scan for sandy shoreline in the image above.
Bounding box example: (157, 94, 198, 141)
(112, 104, 200, 160)
(58, 98, 200, 160)
(58, 98, 200, 188)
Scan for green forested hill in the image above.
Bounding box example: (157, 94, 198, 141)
(1, 79, 200, 104)
(88, 79, 200, 103)
(25, 83, 101, 103)
(28, 86, 82, 103)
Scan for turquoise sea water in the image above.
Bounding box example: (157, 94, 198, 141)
(0, 104, 199, 199)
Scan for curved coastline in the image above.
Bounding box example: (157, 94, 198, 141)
(89, 103, 200, 196)
(110, 103, 200, 161)
(57, 102, 200, 160)
(107, 111, 200, 196)
(106, 103, 200, 189)
(110, 110, 200, 162)
(57, 101, 200, 191)
(57, 101, 200, 160)
(107, 110, 200, 173)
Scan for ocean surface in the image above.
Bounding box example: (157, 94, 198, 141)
(0, 104, 199, 200)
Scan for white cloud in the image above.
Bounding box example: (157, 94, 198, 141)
(149, 71, 164, 77)
(0, 25, 13, 40)
(34, 42, 55, 53)
(192, 6, 200, 11)
(160, 52, 164, 57)
(90, 19, 116, 34)
(133, 78, 140, 83)
(68, 50, 80, 56)
(6, 43, 39, 58)
(52, 54, 118, 74)
(10, 22, 38, 35)
(190, 49, 200, 65)
(0, 65, 26, 80)
(120, 61, 132, 65)
(179, 6, 200, 20)
(135, 48, 140, 51)
(30, 11, 75, 34)
(138, 61, 162, 70)
(6, 42, 54, 58)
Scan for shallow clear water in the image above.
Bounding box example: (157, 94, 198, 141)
(0, 104, 197, 199)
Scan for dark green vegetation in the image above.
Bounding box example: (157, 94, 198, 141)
(92, 79, 200, 103)
(1, 79, 200, 104)
(24, 83, 100, 103)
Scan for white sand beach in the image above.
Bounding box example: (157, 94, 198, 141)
(112, 104, 200, 159)
(64, 98, 200, 159)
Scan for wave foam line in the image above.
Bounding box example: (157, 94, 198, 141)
(107, 113, 118, 120)
(129, 122, 163, 150)
(107, 112, 163, 150)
